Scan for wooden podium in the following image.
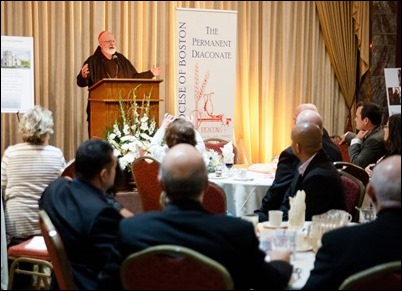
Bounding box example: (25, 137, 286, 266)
(88, 78, 163, 138)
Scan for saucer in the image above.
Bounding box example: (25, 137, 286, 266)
(233, 177, 254, 181)
(208, 173, 228, 179)
(296, 245, 313, 252)
(261, 221, 288, 229)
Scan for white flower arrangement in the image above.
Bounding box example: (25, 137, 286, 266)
(206, 149, 223, 173)
(107, 85, 156, 172)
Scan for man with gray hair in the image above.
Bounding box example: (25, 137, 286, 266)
(303, 155, 401, 289)
(254, 106, 341, 221)
(99, 144, 293, 290)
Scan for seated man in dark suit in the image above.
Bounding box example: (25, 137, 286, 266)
(303, 155, 401, 290)
(99, 144, 293, 290)
(279, 122, 345, 221)
(254, 105, 342, 221)
(39, 139, 123, 290)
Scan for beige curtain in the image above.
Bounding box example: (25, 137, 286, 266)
(1, 1, 350, 164)
(315, 1, 369, 131)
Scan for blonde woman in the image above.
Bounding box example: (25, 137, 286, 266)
(1, 105, 65, 246)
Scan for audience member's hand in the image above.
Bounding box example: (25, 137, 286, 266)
(161, 113, 176, 129)
(151, 66, 162, 77)
(119, 208, 134, 218)
(356, 130, 369, 140)
(81, 64, 90, 78)
(338, 133, 348, 145)
(365, 163, 375, 178)
(268, 250, 292, 262)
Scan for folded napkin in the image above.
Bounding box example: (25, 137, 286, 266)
(288, 190, 306, 231)
(221, 142, 234, 163)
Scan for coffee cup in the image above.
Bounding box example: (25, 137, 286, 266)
(241, 214, 259, 230)
(237, 169, 247, 179)
(268, 210, 283, 228)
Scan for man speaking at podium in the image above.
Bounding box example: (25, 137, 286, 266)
(76, 30, 162, 133)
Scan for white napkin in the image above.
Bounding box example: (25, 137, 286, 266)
(221, 142, 234, 163)
(288, 190, 306, 231)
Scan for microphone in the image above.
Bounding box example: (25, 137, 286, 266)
(112, 54, 119, 77)
(112, 54, 118, 64)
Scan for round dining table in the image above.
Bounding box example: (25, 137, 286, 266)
(208, 165, 275, 216)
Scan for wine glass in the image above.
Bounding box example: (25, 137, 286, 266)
(224, 154, 234, 176)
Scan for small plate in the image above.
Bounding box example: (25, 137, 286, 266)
(296, 245, 313, 252)
(233, 177, 254, 181)
(261, 221, 288, 229)
(209, 174, 228, 180)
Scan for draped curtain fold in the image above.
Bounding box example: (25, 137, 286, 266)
(315, 1, 366, 131)
(352, 1, 370, 79)
(1, 1, 355, 163)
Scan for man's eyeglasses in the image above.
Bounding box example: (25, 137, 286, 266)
(101, 40, 116, 44)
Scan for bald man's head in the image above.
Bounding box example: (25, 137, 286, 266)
(159, 143, 208, 201)
(369, 155, 401, 209)
(296, 109, 323, 131)
(291, 122, 322, 159)
(293, 103, 318, 124)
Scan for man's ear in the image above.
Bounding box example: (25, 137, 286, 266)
(99, 168, 108, 182)
(295, 143, 301, 155)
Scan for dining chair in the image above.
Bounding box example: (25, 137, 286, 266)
(38, 210, 78, 290)
(7, 236, 53, 290)
(330, 135, 350, 162)
(159, 181, 227, 214)
(203, 181, 227, 214)
(120, 244, 234, 290)
(61, 159, 75, 178)
(334, 161, 370, 186)
(204, 138, 239, 164)
(339, 171, 366, 223)
(131, 156, 163, 212)
(339, 260, 401, 290)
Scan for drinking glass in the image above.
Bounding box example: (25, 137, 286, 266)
(359, 207, 376, 223)
(224, 154, 234, 176)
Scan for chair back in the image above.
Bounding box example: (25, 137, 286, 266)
(339, 260, 401, 290)
(120, 245, 234, 290)
(339, 171, 366, 222)
(334, 161, 370, 186)
(330, 136, 350, 162)
(204, 138, 239, 164)
(203, 182, 227, 214)
(38, 210, 78, 290)
(131, 156, 163, 212)
(159, 181, 226, 214)
(61, 159, 75, 178)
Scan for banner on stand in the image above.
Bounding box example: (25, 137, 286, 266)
(176, 8, 237, 140)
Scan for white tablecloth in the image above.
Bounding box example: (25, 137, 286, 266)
(209, 170, 274, 216)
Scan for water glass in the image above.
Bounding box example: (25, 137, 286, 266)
(272, 229, 296, 260)
(359, 207, 376, 223)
